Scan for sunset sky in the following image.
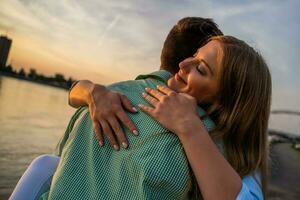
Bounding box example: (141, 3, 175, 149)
(0, 0, 299, 109)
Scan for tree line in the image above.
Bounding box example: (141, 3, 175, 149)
(0, 64, 75, 89)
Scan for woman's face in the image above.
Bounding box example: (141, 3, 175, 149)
(167, 40, 222, 104)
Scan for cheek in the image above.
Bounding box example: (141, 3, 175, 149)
(192, 86, 206, 99)
(189, 82, 214, 103)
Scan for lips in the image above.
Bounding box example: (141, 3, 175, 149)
(175, 73, 187, 84)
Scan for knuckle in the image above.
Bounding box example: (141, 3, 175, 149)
(106, 134, 114, 142)
(128, 125, 135, 130)
(110, 124, 117, 132)
(94, 126, 99, 133)
(117, 132, 125, 139)
(122, 118, 131, 124)
(113, 124, 122, 133)
(115, 130, 123, 137)
(96, 134, 102, 140)
(122, 118, 133, 128)
(149, 96, 155, 102)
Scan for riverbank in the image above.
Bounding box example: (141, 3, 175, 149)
(0, 72, 72, 90)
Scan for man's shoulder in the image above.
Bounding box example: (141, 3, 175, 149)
(107, 70, 172, 89)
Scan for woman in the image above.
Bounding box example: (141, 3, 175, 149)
(68, 35, 271, 199)
(11, 35, 271, 200)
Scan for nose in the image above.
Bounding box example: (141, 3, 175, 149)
(179, 57, 198, 73)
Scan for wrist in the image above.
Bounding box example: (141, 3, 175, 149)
(177, 116, 206, 141)
(69, 80, 95, 108)
(79, 80, 94, 106)
(88, 83, 107, 106)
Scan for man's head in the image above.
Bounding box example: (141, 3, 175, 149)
(160, 17, 223, 74)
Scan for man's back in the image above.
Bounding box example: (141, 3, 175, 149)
(40, 71, 215, 200)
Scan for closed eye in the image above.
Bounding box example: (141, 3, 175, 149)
(197, 64, 207, 75)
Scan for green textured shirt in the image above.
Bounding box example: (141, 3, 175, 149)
(40, 70, 216, 200)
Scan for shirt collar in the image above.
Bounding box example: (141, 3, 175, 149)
(135, 70, 173, 84)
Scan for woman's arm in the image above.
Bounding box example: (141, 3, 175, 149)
(139, 86, 242, 200)
(177, 123, 242, 200)
(68, 80, 138, 150)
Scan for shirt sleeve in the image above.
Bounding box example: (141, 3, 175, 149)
(236, 172, 263, 200)
(53, 107, 87, 156)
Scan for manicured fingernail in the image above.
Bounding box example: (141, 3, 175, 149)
(122, 142, 128, 148)
(113, 145, 119, 151)
(142, 92, 146, 97)
(99, 141, 104, 147)
(138, 104, 143, 108)
(145, 87, 150, 91)
(133, 130, 138, 136)
(156, 85, 161, 88)
(132, 107, 138, 112)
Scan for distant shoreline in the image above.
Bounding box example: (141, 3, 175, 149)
(0, 72, 70, 90)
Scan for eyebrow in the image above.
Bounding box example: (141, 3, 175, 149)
(200, 58, 214, 75)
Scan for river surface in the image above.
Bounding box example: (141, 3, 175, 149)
(0, 76, 74, 199)
(0, 76, 299, 199)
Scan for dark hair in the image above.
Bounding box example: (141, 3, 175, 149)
(160, 17, 223, 74)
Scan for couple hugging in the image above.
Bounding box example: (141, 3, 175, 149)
(11, 17, 271, 200)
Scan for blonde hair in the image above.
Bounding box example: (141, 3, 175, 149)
(191, 36, 271, 199)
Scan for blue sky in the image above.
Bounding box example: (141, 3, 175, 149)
(0, 0, 299, 110)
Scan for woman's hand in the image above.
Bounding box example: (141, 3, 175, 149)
(69, 80, 138, 150)
(88, 84, 139, 150)
(140, 86, 243, 199)
(138, 85, 203, 138)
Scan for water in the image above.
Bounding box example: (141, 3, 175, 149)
(270, 88, 300, 135)
(0, 76, 299, 199)
(0, 76, 75, 199)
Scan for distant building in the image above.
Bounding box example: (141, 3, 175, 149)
(0, 35, 12, 67)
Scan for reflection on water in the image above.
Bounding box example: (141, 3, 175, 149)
(0, 76, 299, 199)
(0, 76, 75, 199)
